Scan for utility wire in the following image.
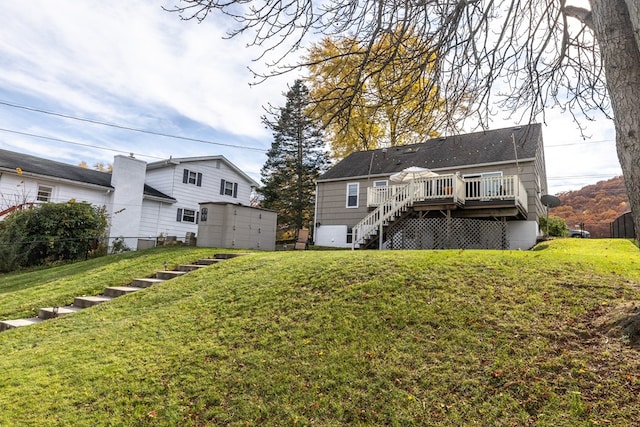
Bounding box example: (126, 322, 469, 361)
(0, 99, 617, 150)
(0, 99, 268, 152)
(0, 127, 165, 160)
(546, 139, 615, 147)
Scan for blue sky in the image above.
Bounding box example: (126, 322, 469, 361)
(0, 1, 621, 194)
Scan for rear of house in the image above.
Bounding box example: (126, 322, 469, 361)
(314, 124, 548, 250)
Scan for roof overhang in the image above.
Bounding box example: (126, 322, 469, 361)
(0, 167, 113, 191)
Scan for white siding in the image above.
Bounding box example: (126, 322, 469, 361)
(145, 167, 176, 195)
(138, 159, 256, 241)
(0, 173, 109, 213)
(1, 155, 258, 249)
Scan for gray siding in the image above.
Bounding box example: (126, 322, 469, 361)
(197, 203, 277, 250)
(315, 180, 370, 229)
(316, 157, 545, 229)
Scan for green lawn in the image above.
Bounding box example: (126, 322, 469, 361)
(0, 240, 639, 426)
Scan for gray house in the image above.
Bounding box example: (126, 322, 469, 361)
(314, 124, 548, 250)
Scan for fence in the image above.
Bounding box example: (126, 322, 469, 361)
(610, 212, 636, 239)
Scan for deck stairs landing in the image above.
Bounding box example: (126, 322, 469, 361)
(0, 253, 247, 332)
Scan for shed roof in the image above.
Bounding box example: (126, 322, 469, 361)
(318, 124, 542, 181)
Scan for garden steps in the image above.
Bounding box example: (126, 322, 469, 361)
(0, 318, 44, 329)
(196, 258, 225, 265)
(104, 286, 144, 298)
(176, 264, 208, 272)
(73, 295, 114, 308)
(0, 253, 248, 333)
(38, 305, 83, 320)
(131, 278, 165, 288)
(156, 270, 187, 280)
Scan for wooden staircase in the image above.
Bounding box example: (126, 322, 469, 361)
(352, 182, 415, 249)
(0, 253, 247, 332)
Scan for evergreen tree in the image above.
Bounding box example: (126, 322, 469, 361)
(260, 80, 329, 240)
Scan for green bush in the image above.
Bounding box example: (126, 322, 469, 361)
(539, 214, 568, 237)
(0, 201, 108, 272)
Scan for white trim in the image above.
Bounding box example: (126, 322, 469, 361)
(346, 182, 359, 208)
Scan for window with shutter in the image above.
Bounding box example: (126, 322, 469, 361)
(183, 169, 202, 186)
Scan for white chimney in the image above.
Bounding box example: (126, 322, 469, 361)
(108, 155, 147, 250)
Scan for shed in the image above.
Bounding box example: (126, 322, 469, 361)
(197, 202, 277, 250)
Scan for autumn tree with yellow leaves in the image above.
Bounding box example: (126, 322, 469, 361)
(306, 31, 445, 159)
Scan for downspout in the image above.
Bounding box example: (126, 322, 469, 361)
(313, 182, 319, 245)
(512, 132, 520, 198)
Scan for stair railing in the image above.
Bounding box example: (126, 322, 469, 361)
(352, 180, 415, 248)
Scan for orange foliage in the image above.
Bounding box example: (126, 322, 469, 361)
(552, 176, 629, 238)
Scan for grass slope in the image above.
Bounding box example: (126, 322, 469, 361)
(0, 246, 220, 319)
(0, 240, 639, 426)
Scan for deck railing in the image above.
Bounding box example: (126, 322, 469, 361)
(367, 175, 464, 207)
(368, 175, 526, 208)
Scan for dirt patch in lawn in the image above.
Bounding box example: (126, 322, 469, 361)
(591, 301, 640, 347)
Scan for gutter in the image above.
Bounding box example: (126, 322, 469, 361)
(0, 168, 113, 191)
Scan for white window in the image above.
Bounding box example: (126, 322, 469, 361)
(220, 179, 238, 198)
(176, 208, 197, 223)
(182, 169, 203, 186)
(346, 183, 359, 208)
(346, 226, 353, 243)
(37, 185, 53, 202)
(373, 180, 388, 187)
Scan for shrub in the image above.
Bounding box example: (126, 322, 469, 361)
(539, 215, 568, 237)
(0, 201, 108, 272)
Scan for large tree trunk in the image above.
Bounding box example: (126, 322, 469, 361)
(591, 0, 640, 241)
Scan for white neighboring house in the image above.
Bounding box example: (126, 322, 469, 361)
(140, 156, 259, 242)
(0, 148, 259, 249)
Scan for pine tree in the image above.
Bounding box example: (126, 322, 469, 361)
(260, 80, 329, 240)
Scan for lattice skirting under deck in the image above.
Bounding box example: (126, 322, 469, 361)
(383, 217, 508, 250)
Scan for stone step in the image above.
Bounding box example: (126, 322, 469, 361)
(176, 264, 207, 272)
(104, 286, 144, 298)
(197, 258, 225, 265)
(214, 253, 249, 260)
(156, 270, 187, 280)
(0, 318, 43, 331)
(38, 305, 83, 320)
(73, 295, 113, 309)
(131, 278, 165, 288)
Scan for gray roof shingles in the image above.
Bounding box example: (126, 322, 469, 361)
(0, 148, 175, 202)
(318, 124, 542, 181)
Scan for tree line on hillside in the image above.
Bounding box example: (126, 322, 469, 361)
(552, 176, 630, 238)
